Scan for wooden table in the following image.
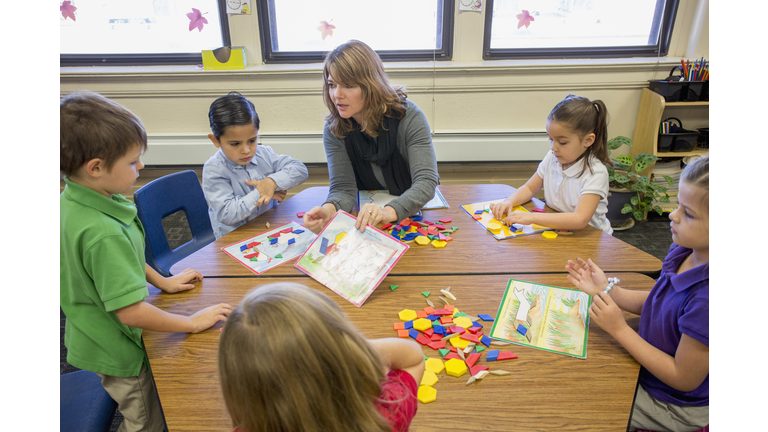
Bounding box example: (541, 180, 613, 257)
(171, 185, 662, 277)
(145, 273, 653, 432)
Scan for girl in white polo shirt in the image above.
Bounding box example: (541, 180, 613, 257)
(490, 94, 613, 234)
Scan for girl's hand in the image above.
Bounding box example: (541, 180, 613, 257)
(272, 190, 287, 203)
(159, 268, 203, 293)
(588, 291, 628, 337)
(190, 303, 233, 333)
(244, 178, 279, 206)
(503, 210, 534, 226)
(565, 258, 608, 296)
(355, 203, 396, 233)
(490, 199, 515, 221)
(303, 205, 334, 234)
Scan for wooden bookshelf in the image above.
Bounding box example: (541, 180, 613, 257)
(631, 88, 709, 175)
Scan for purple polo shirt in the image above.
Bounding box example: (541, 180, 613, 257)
(638, 244, 709, 407)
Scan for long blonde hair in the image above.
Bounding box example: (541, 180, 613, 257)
(323, 40, 407, 138)
(218, 282, 391, 432)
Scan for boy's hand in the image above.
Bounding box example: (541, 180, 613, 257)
(190, 303, 233, 333)
(566, 258, 608, 296)
(588, 291, 628, 337)
(303, 204, 335, 234)
(244, 177, 279, 206)
(159, 268, 203, 293)
(489, 199, 514, 221)
(273, 190, 287, 203)
(503, 210, 534, 226)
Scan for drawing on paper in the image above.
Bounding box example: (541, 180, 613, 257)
(490, 279, 591, 359)
(459, 199, 553, 239)
(220, 221, 317, 275)
(295, 211, 409, 307)
(358, 188, 448, 211)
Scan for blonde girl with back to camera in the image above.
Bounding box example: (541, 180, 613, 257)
(490, 94, 614, 234)
(218, 282, 425, 432)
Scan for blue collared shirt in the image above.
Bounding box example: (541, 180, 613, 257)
(202, 146, 308, 238)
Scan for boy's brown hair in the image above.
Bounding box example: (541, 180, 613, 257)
(60, 91, 147, 177)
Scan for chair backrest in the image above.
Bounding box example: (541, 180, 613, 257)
(60, 370, 117, 432)
(134, 170, 215, 277)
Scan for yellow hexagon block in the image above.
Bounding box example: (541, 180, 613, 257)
(487, 222, 502, 234)
(420, 370, 439, 386)
(335, 231, 348, 244)
(413, 318, 432, 331)
(415, 236, 430, 246)
(542, 231, 558, 239)
(431, 240, 447, 248)
(453, 316, 473, 329)
(445, 358, 468, 377)
(417, 385, 437, 404)
(449, 336, 471, 350)
(424, 358, 445, 374)
(398, 309, 418, 322)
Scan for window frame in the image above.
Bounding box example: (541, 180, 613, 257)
(256, 0, 455, 63)
(482, 0, 680, 60)
(59, 0, 232, 67)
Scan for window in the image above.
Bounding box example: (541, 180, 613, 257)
(257, 0, 454, 63)
(60, 0, 230, 66)
(483, 0, 680, 59)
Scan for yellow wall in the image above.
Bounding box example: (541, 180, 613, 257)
(60, 0, 709, 165)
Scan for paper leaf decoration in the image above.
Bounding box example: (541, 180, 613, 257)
(187, 8, 209, 32)
(317, 20, 336, 40)
(60, 1, 77, 21)
(516, 10, 534, 29)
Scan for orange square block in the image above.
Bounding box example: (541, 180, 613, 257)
(416, 311, 428, 319)
(423, 306, 436, 314)
(440, 316, 453, 324)
(397, 330, 410, 338)
(393, 322, 405, 330)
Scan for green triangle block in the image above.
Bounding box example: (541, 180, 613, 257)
(438, 348, 450, 358)
(428, 235, 436, 240)
(390, 285, 399, 291)
(275, 254, 283, 259)
(422, 291, 431, 297)
(451, 226, 459, 231)
(249, 257, 258, 262)
(424, 354, 429, 360)
(475, 346, 486, 353)
(455, 311, 469, 317)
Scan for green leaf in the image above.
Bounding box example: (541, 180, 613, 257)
(630, 196, 639, 205)
(614, 174, 630, 183)
(637, 175, 650, 185)
(633, 210, 644, 220)
(629, 183, 645, 192)
(634, 160, 648, 172)
(663, 175, 674, 186)
(608, 136, 632, 151)
(621, 204, 633, 214)
(653, 205, 664, 215)
(627, 171, 637, 178)
(616, 154, 633, 166)
(635, 153, 659, 164)
(659, 197, 671, 203)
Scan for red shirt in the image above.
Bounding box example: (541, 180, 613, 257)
(374, 369, 419, 432)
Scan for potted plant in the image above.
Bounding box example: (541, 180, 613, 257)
(605, 136, 673, 229)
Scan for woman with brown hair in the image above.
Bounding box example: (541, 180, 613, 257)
(303, 40, 439, 234)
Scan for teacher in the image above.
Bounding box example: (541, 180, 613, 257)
(304, 40, 439, 234)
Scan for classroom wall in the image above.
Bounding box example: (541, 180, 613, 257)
(59, 0, 709, 166)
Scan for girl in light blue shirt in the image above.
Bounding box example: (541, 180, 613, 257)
(203, 92, 308, 238)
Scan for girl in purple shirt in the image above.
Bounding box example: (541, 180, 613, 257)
(566, 157, 709, 431)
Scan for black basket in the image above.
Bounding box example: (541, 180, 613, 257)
(648, 67, 706, 102)
(658, 117, 700, 152)
(696, 128, 709, 149)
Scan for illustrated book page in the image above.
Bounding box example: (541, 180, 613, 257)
(489, 279, 591, 359)
(358, 188, 448, 211)
(459, 198, 553, 239)
(221, 221, 317, 275)
(294, 211, 409, 307)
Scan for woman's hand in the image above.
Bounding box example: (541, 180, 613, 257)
(355, 203, 397, 233)
(303, 204, 335, 234)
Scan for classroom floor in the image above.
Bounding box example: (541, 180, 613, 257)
(59, 163, 673, 431)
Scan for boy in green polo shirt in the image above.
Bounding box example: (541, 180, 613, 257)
(60, 91, 233, 431)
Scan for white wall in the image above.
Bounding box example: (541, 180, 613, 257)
(59, 0, 709, 166)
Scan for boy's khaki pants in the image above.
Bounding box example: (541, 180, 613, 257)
(629, 384, 709, 432)
(95, 364, 166, 432)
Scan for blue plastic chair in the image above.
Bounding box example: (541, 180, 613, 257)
(134, 170, 215, 277)
(60, 370, 117, 432)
